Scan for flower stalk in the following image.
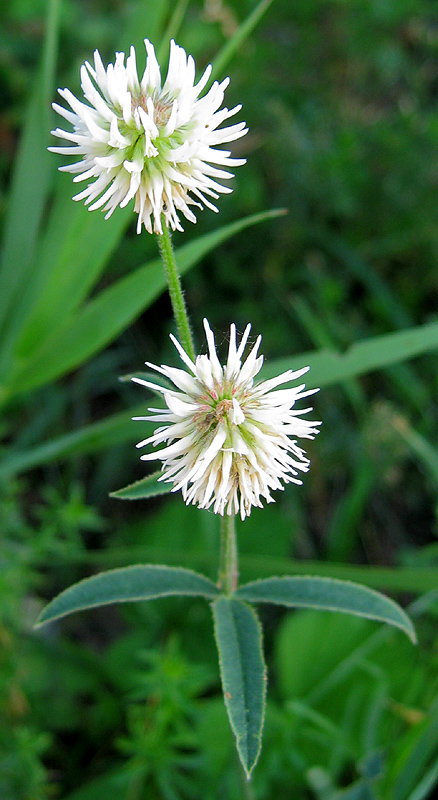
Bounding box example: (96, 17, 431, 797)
(218, 513, 238, 594)
(157, 219, 195, 361)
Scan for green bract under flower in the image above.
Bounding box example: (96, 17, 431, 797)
(50, 39, 247, 233)
(133, 320, 321, 520)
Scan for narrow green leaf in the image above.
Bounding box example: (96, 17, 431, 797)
(0, 403, 151, 482)
(14, 0, 169, 364)
(110, 471, 171, 500)
(117, 0, 169, 56)
(16, 183, 132, 360)
(392, 416, 438, 486)
(212, 596, 266, 777)
(19, 536, 438, 596)
(236, 576, 416, 643)
(175, 210, 285, 271)
(210, 0, 275, 82)
(0, 0, 60, 314)
(290, 293, 366, 414)
(36, 564, 219, 626)
(307, 768, 376, 800)
(405, 756, 438, 800)
(6, 210, 284, 399)
(0, 0, 60, 369)
(157, 0, 189, 63)
(262, 319, 438, 390)
(326, 461, 374, 561)
(312, 228, 412, 330)
(390, 698, 438, 800)
(319, 217, 431, 413)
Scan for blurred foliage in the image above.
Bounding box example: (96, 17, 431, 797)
(1, 0, 438, 796)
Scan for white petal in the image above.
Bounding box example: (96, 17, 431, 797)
(203, 318, 223, 383)
(232, 398, 245, 425)
(165, 393, 199, 416)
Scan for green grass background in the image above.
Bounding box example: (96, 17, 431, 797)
(2, 0, 438, 797)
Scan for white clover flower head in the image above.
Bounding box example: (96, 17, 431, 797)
(50, 39, 247, 234)
(132, 319, 321, 520)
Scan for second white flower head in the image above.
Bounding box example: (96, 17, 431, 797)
(50, 39, 247, 234)
(133, 320, 321, 520)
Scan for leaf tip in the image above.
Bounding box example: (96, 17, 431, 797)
(33, 609, 52, 629)
(240, 746, 261, 779)
(407, 621, 418, 645)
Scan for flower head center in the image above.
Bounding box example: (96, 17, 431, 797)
(214, 398, 233, 422)
(131, 91, 172, 128)
(154, 99, 173, 128)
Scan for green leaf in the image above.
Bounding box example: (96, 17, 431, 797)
(210, 0, 275, 81)
(392, 417, 438, 486)
(236, 576, 416, 643)
(261, 319, 438, 389)
(5, 210, 284, 399)
(157, 0, 189, 63)
(307, 767, 376, 800)
(15, 1, 170, 364)
(5, 314, 438, 476)
(0, 0, 60, 372)
(388, 698, 438, 800)
(405, 756, 438, 800)
(312, 228, 412, 330)
(0, 403, 151, 481)
(36, 564, 219, 626)
(110, 471, 172, 500)
(15, 182, 132, 360)
(212, 596, 266, 777)
(117, 0, 169, 55)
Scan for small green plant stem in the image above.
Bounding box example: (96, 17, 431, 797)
(156, 218, 195, 361)
(218, 513, 238, 594)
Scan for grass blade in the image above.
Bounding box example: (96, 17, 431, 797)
(0, 0, 60, 369)
(14, 0, 170, 363)
(0, 403, 150, 481)
(24, 543, 438, 596)
(5, 210, 284, 399)
(16, 183, 132, 359)
(390, 699, 438, 800)
(262, 319, 438, 389)
(157, 0, 189, 63)
(210, 0, 275, 82)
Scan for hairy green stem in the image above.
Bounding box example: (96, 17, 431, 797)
(156, 219, 195, 361)
(218, 513, 238, 594)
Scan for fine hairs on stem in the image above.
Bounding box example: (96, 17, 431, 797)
(218, 513, 238, 594)
(157, 217, 195, 361)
